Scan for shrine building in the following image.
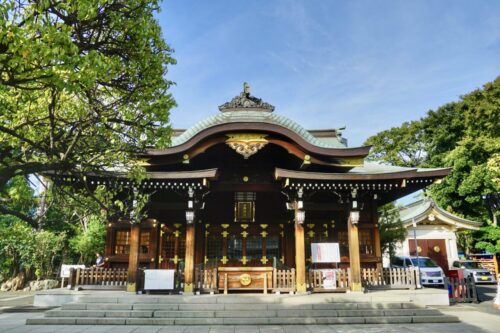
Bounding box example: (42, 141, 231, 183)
(86, 84, 450, 293)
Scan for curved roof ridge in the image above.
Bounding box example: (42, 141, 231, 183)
(400, 197, 482, 229)
(171, 111, 347, 149)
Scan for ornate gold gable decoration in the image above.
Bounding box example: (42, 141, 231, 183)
(226, 134, 268, 159)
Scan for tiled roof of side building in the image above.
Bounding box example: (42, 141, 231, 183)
(399, 198, 483, 229)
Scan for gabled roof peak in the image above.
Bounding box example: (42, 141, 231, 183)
(218, 82, 275, 113)
(399, 197, 482, 230)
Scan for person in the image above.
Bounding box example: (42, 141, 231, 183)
(95, 252, 105, 268)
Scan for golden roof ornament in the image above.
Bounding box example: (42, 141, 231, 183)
(226, 133, 268, 159)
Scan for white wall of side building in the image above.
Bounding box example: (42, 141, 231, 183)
(383, 225, 460, 269)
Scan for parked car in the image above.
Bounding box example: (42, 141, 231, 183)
(451, 260, 497, 284)
(391, 256, 444, 286)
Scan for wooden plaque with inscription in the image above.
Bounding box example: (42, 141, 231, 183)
(218, 267, 273, 290)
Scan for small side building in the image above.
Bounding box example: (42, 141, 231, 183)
(394, 198, 482, 274)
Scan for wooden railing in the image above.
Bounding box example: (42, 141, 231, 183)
(273, 268, 295, 292)
(307, 269, 351, 291)
(194, 267, 218, 293)
(445, 276, 478, 304)
(362, 267, 420, 289)
(472, 257, 499, 277)
(69, 267, 127, 290)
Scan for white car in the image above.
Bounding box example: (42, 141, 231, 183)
(391, 256, 445, 286)
(452, 260, 497, 284)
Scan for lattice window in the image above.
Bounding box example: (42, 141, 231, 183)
(140, 231, 150, 254)
(163, 234, 175, 260)
(359, 230, 374, 255)
(227, 235, 243, 259)
(247, 236, 262, 260)
(114, 230, 130, 254)
(266, 236, 279, 260)
(207, 236, 222, 260)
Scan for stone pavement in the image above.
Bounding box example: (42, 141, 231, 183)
(1, 311, 500, 333)
(0, 291, 35, 309)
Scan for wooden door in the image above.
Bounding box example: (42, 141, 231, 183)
(158, 223, 185, 270)
(409, 239, 449, 273)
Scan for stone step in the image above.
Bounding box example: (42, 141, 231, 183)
(75, 296, 284, 304)
(26, 315, 460, 325)
(45, 308, 440, 319)
(61, 301, 420, 311)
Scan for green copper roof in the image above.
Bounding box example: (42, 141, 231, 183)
(348, 161, 449, 174)
(349, 162, 415, 174)
(171, 110, 347, 148)
(399, 198, 482, 229)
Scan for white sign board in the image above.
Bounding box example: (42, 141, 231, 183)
(143, 269, 175, 290)
(311, 243, 340, 263)
(60, 264, 86, 278)
(318, 269, 337, 289)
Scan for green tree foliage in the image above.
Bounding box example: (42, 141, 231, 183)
(473, 226, 500, 254)
(365, 121, 426, 167)
(365, 77, 500, 252)
(0, 176, 37, 225)
(69, 216, 106, 265)
(0, 0, 176, 226)
(0, 221, 65, 281)
(378, 203, 407, 259)
(456, 230, 474, 256)
(424, 79, 499, 223)
(30, 230, 66, 279)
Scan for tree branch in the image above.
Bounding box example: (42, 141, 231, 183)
(0, 204, 37, 228)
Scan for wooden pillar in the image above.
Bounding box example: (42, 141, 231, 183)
(127, 223, 140, 292)
(285, 222, 295, 268)
(348, 212, 362, 291)
(184, 222, 196, 293)
(371, 203, 382, 270)
(295, 220, 307, 293)
(104, 222, 113, 260)
(194, 222, 204, 266)
(373, 225, 382, 270)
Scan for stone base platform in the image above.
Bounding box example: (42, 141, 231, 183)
(33, 288, 450, 307)
(28, 289, 456, 326)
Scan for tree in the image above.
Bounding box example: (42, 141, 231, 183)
(0, 176, 37, 225)
(456, 230, 474, 256)
(0, 0, 176, 227)
(69, 216, 106, 265)
(473, 226, 500, 254)
(425, 78, 500, 223)
(364, 77, 500, 222)
(0, 221, 65, 280)
(378, 203, 407, 259)
(364, 121, 426, 167)
(365, 76, 500, 253)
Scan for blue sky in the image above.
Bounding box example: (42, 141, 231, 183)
(157, 0, 500, 147)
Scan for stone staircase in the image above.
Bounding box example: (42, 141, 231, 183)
(27, 295, 459, 325)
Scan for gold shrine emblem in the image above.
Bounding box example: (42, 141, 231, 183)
(226, 134, 268, 159)
(240, 273, 252, 286)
